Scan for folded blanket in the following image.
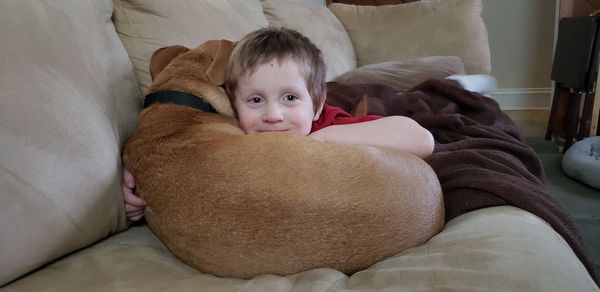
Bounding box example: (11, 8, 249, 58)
(326, 79, 597, 282)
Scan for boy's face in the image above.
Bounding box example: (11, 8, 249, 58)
(234, 58, 323, 136)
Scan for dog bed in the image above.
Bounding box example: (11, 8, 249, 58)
(562, 136, 600, 190)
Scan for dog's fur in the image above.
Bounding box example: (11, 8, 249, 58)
(123, 40, 445, 278)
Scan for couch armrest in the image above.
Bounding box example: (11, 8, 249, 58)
(0, 0, 141, 286)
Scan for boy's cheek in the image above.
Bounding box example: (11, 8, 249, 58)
(235, 107, 250, 131)
(238, 121, 253, 134)
(237, 116, 257, 134)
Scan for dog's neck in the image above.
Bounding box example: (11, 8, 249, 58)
(144, 90, 217, 113)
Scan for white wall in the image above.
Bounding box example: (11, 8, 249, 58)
(481, 0, 557, 109)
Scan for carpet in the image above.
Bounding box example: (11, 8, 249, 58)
(526, 137, 600, 280)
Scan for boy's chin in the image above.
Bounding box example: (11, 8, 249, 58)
(248, 128, 310, 136)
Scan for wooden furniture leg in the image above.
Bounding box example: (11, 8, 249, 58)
(596, 114, 600, 136)
(546, 83, 560, 140)
(578, 92, 595, 139)
(546, 83, 570, 140)
(591, 86, 600, 136)
(564, 91, 582, 150)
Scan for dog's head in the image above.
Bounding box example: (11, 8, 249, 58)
(147, 40, 236, 117)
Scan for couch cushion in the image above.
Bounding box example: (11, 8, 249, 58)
(113, 0, 269, 92)
(4, 207, 597, 291)
(0, 0, 141, 286)
(265, 0, 326, 5)
(326, 0, 418, 5)
(329, 0, 491, 74)
(333, 56, 466, 92)
(262, 0, 357, 81)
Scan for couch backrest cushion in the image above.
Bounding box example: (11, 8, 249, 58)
(329, 0, 491, 74)
(326, 0, 418, 5)
(262, 0, 357, 81)
(0, 0, 141, 286)
(265, 0, 326, 5)
(333, 56, 466, 92)
(113, 0, 269, 92)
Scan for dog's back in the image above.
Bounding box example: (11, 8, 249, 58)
(125, 102, 443, 277)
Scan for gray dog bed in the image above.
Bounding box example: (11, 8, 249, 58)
(561, 136, 600, 190)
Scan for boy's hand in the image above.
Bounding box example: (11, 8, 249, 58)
(122, 168, 146, 221)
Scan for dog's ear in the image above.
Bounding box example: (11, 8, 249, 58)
(205, 40, 236, 85)
(150, 45, 190, 81)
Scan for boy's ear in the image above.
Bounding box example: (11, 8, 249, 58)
(313, 96, 326, 121)
(351, 94, 369, 117)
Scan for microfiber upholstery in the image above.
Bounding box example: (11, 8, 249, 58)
(333, 56, 466, 92)
(328, 0, 491, 74)
(5, 207, 598, 291)
(562, 136, 600, 190)
(112, 0, 269, 92)
(262, 0, 357, 81)
(326, 0, 419, 5)
(0, 0, 141, 285)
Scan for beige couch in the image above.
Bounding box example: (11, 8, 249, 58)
(1, 0, 597, 291)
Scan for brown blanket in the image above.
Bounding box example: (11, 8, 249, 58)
(326, 79, 597, 282)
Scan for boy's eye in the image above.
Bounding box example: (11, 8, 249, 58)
(284, 95, 297, 101)
(249, 96, 263, 103)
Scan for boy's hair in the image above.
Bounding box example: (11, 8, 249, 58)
(223, 27, 327, 116)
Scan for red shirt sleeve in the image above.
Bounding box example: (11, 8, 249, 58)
(311, 104, 382, 133)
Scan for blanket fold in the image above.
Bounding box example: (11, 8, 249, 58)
(326, 79, 597, 282)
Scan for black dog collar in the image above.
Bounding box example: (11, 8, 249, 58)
(143, 90, 217, 113)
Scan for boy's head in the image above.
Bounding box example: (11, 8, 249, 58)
(224, 27, 327, 135)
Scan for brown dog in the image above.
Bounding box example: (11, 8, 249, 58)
(123, 40, 444, 278)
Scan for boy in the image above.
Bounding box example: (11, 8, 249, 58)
(123, 27, 434, 221)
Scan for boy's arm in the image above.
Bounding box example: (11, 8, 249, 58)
(308, 116, 434, 159)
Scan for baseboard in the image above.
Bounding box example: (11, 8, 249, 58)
(490, 87, 552, 110)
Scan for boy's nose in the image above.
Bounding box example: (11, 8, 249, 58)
(262, 105, 284, 123)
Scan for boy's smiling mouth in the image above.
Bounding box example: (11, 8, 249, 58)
(256, 128, 292, 133)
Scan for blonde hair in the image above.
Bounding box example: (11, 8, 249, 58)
(224, 27, 326, 117)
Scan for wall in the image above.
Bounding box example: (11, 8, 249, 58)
(560, 0, 600, 17)
(481, 0, 557, 109)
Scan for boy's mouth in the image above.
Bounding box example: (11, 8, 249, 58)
(256, 128, 291, 133)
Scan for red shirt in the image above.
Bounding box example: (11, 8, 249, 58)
(311, 104, 381, 133)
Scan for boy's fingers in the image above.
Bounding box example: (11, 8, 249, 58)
(129, 214, 144, 221)
(127, 209, 144, 218)
(125, 203, 144, 213)
(122, 168, 136, 188)
(123, 190, 147, 207)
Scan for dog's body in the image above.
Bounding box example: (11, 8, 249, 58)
(123, 40, 444, 278)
